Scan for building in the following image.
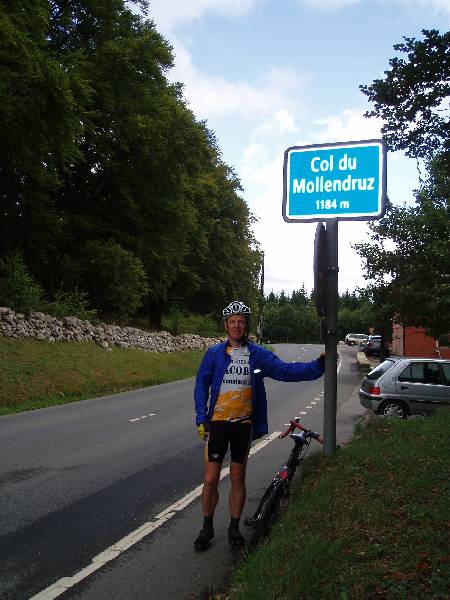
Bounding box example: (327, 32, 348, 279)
(391, 323, 450, 359)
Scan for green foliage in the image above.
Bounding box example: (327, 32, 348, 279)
(338, 305, 373, 338)
(230, 410, 450, 599)
(0, 253, 46, 313)
(355, 158, 450, 339)
(264, 302, 320, 343)
(0, 1, 86, 260)
(45, 288, 98, 321)
(0, 0, 261, 324)
(83, 241, 149, 319)
(360, 29, 450, 339)
(361, 29, 450, 160)
(0, 336, 204, 413)
(162, 309, 223, 338)
(263, 288, 376, 343)
(262, 289, 320, 343)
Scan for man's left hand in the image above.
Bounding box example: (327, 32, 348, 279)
(197, 423, 209, 441)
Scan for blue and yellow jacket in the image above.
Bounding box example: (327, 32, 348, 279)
(194, 341, 324, 439)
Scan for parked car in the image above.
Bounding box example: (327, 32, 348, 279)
(359, 357, 450, 418)
(364, 334, 382, 357)
(345, 333, 368, 346)
(359, 338, 368, 350)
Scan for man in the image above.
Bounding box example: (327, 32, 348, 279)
(193, 300, 325, 551)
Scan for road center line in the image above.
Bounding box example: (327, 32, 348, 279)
(129, 413, 156, 423)
(30, 431, 281, 600)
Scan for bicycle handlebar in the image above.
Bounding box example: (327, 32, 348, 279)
(279, 418, 324, 445)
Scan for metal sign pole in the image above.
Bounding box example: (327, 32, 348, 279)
(323, 219, 338, 455)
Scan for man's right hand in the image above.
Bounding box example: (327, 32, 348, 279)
(197, 423, 209, 441)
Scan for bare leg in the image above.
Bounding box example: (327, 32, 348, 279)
(229, 460, 247, 518)
(194, 461, 222, 551)
(202, 461, 221, 516)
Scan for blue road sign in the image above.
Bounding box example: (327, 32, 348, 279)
(283, 139, 386, 222)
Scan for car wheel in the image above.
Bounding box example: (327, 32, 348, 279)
(379, 400, 408, 419)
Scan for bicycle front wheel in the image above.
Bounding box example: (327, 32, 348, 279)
(248, 478, 285, 548)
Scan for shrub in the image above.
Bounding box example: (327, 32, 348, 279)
(0, 252, 46, 313)
(45, 287, 98, 321)
(83, 241, 149, 319)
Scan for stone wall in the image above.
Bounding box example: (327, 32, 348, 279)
(0, 307, 221, 352)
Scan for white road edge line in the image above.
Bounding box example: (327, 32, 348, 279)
(29, 431, 281, 600)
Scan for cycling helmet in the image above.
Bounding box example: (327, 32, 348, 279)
(222, 300, 251, 320)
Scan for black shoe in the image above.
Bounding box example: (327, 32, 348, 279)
(228, 526, 245, 548)
(194, 527, 214, 551)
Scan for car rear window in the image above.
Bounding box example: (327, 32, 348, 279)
(441, 362, 450, 384)
(366, 359, 396, 380)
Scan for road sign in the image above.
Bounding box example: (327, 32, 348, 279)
(283, 139, 386, 222)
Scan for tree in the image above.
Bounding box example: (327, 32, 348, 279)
(338, 303, 374, 340)
(0, 1, 86, 265)
(358, 30, 450, 339)
(0, 253, 46, 313)
(0, 0, 261, 323)
(355, 159, 450, 338)
(360, 29, 450, 161)
(262, 290, 321, 343)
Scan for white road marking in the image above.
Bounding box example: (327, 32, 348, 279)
(30, 431, 281, 600)
(128, 413, 156, 423)
(299, 411, 307, 415)
(311, 402, 316, 405)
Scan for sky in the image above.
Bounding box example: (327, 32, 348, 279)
(140, 0, 450, 296)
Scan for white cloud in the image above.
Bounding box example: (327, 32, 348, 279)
(296, 0, 450, 14)
(168, 39, 307, 120)
(140, 0, 450, 32)
(147, 0, 265, 32)
(396, 0, 450, 15)
(143, 0, 450, 34)
(298, 0, 359, 11)
(312, 109, 382, 143)
(252, 109, 300, 139)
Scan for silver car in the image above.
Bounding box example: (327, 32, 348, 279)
(359, 357, 450, 418)
(345, 333, 368, 346)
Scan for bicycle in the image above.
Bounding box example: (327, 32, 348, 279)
(244, 417, 323, 547)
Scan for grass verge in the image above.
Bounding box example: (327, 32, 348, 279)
(0, 337, 204, 415)
(228, 410, 450, 599)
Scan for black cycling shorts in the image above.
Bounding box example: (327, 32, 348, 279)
(205, 421, 252, 464)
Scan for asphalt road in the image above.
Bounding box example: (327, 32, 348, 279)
(0, 343, 364, 600)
